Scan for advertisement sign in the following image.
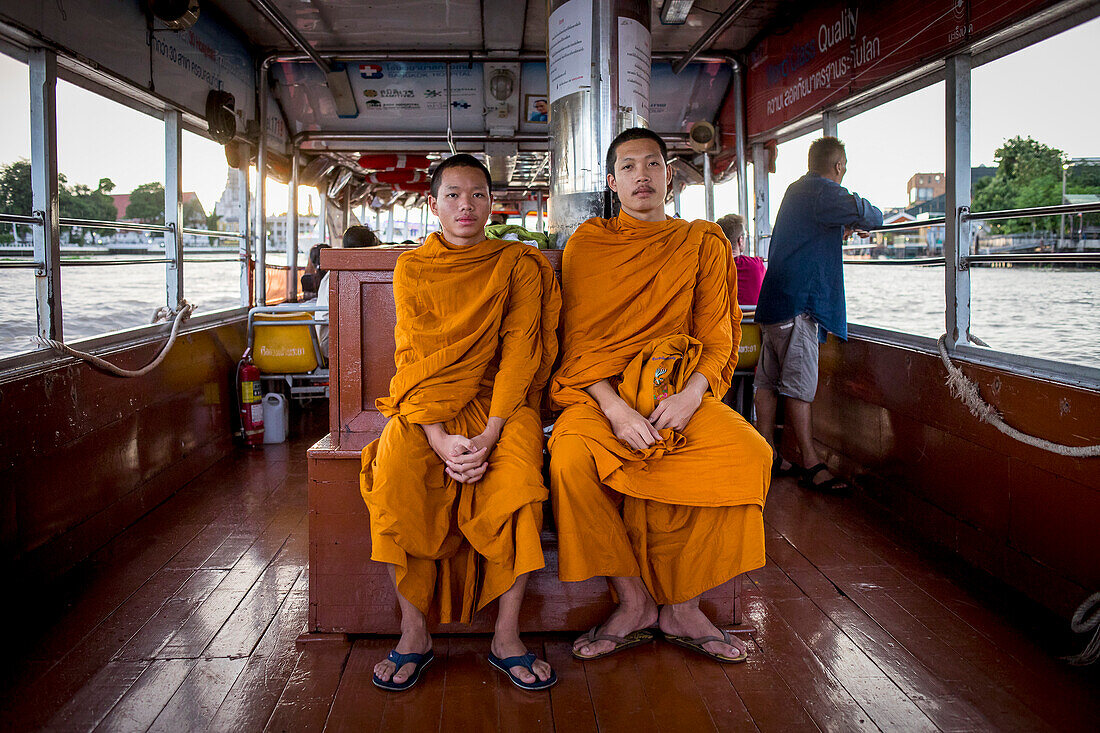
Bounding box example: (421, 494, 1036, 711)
(741, 0, 1053, 139)
(618, 17, 651, 122)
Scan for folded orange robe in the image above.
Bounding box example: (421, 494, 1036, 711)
(361, 233, 561, 623)
(549, 212, 770, 604)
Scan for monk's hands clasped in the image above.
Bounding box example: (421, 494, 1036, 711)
(649, 372, 709, 433)
(605, 400, 663, 451)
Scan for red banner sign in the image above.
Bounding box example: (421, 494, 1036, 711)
(736, 0, 1053, 140)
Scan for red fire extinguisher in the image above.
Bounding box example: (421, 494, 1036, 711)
(236, 349, 264, 446)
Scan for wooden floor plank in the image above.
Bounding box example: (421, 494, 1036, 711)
(324, 638, 392, 732)
(439, 636, 499, 732)
(738, 577, 878, 733)
(114, 568, 228, 661)
(42, 659, 148, 732)
(263, 637, 350, 732)
(93, 658, 197, 732)
(147, 656, 248, 732)
(635, 641, 720, 731)
(544, 639, 598, 733)
(494, 637, 555, 733)
(208, 587, 310, 731)
(579, 642, 660, 733)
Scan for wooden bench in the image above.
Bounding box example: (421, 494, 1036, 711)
(306, 246, 742, 634)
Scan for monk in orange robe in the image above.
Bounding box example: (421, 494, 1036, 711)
(361, 155, 560, 691)
(549, 129, 771, 663)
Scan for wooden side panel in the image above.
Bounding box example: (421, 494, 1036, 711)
(811, 337, 1100, 619)
(0, 321, 246, 581)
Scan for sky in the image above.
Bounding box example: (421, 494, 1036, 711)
(0, 15, 1097, 223)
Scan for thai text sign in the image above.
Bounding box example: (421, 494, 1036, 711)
(744, 0, 1050, 138)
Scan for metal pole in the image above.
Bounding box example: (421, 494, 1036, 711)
(386, 208, 395, 242)
(164, 109, 184, 309)
(944, 54, 972, 349)
(237, 141, 251, 306)
(822, 109, 838, 138)
(288, 148, 299, 302)
(343, 185, 351, 236)
(733, 62, 749, 251)
(752, 143, 771, 258)
(421, 204, 428, 240)
(256, 68, 269, 306)
(703, 152, 714, 221)
(536, 191, 544, 233)
(29, 48, 62, 341)
(1060, 164, 1067, 252)
(672, 185, 681, 218)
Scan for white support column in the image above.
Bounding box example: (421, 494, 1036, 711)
(164, 109, 184, 309)
(29, 48, 62, 340)
(944, 54, 972, 348)
(822, 109, 838, 138)
(752, 142, 771, 258)
(386, 208, 395, 242)
(703, 152, 715, 222)
(732, 62, 749, 250)
(236, 141, 250, 307)
(287, 149, 299, 302)
(256, 74, 268, 306)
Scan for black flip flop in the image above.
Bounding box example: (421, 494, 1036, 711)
(771, 456, 800, 477)
(488, 651, 557, 690)
(372, 649, 434, 691)
(799, 463, 851, 492)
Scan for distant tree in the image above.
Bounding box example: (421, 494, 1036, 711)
(0, 159, 33, 217)
(60, 177, 117, 243)
(205, 211, 222, 245)
(126, 182, 165, 224)
(972, 136, 1063, 234)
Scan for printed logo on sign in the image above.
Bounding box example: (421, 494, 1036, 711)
(363, 89, 378, 97)
(359, 64, 383, 79)
(451, 101, 471, 109)
(364, 99, 381, 108)
(425, 89, 441, 98)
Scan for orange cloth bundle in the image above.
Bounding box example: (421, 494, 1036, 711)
(362, 233, 561, 622)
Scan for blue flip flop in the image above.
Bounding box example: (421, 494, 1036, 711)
(372, 648, 435, 691)
(487, 651, 558, 691)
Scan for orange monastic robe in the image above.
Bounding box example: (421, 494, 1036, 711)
(361, 233, 561, 623)
(548, 212, 770, 604)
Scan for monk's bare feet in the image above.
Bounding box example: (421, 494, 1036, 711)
(491, 631, 553, 685)
(573, 582, 658, 658)
(659, 603, 747, 659)
(374, 626, 432, 685)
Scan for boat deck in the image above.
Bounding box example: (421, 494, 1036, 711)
(4, 407, 1097, 732)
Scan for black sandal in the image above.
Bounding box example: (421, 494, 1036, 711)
(771, 456, 800, 477)
(799, 463, 851, 492)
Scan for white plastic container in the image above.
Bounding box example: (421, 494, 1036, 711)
(262, 392, 289, 443)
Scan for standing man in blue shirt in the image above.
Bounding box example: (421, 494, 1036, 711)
(753, 137, 883, 491)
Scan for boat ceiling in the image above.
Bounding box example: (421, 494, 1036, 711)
(204, 0, 786, 55)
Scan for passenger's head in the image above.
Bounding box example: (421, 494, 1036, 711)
(489, 212, 507, 226)
(605, 127, 671, 221)
(716, 213, 745, 255)
(428, 154, 493, 246)
(429, 154, 492, 198)
(808, 136, 847, 183)
(342, 225, 380, 248)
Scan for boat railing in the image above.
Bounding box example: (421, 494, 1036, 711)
(839, 201, 1100, 266)
(0, 213, 248, 269)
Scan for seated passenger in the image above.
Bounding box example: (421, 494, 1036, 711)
(717, 213, 766, 306)
(360, 154, 561, 691)
(316, 225, 381, 355)
(300, 242, 331, 300)
(548, 128, 771, 664)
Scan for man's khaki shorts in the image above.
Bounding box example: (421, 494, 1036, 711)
(754, 313, 820, 403)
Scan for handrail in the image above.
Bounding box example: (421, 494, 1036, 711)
(844, 257, 946, 266)
(863, 217, 947, 233)
(965, 201, 1100, 221)
(1, 256, 248, 269)
(964, 252, 1100, 265)
(0, 212, 43, 226)
(58, 217, 173, 233)
(179, 227, 247, 239)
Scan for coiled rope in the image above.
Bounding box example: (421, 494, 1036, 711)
(1065, 592, 1100, 666)
(31, 301, 195, 378)
(936, 334, 1100, 457)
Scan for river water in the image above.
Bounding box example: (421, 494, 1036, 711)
(1, 259, 1097, 370)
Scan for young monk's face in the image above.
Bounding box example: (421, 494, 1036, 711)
(428, 165, 492, 246)
(607, 137, 673, 221)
